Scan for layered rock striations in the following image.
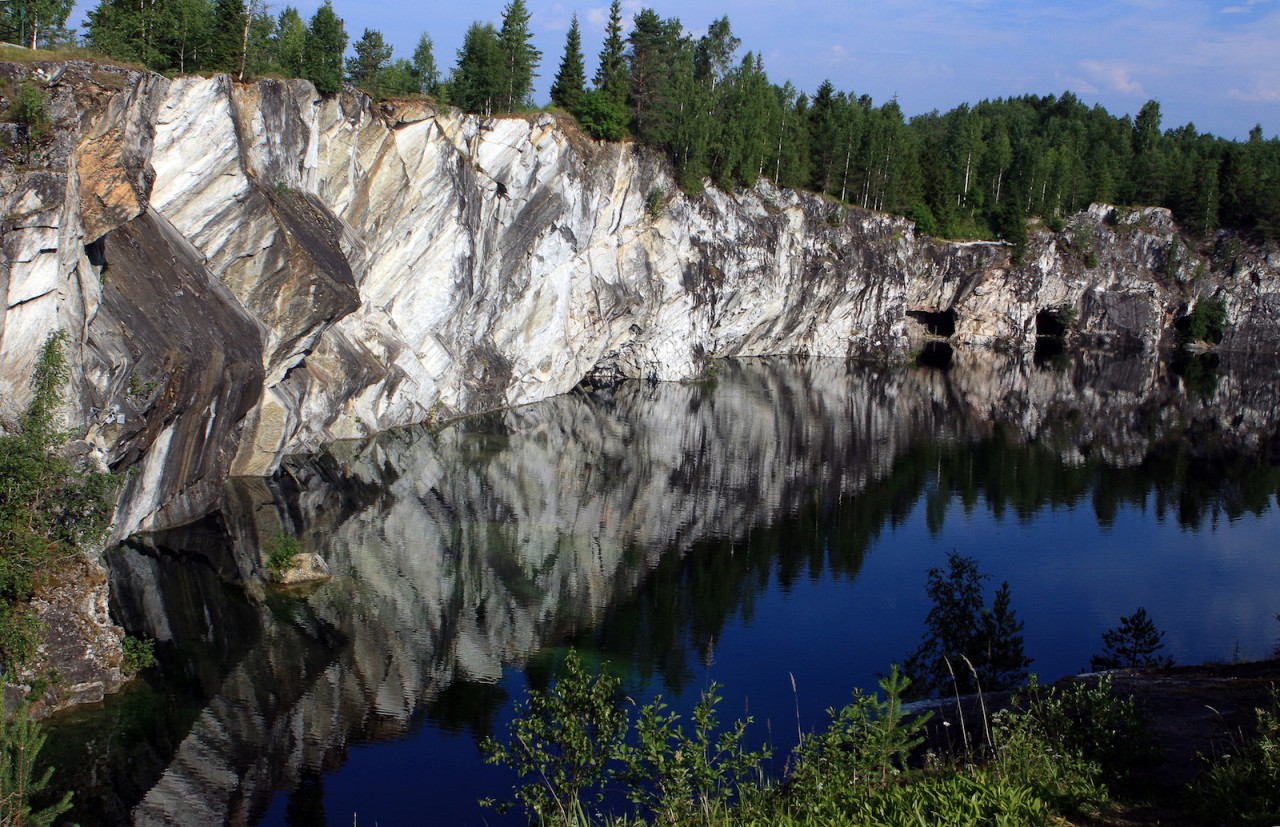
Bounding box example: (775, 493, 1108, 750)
(2, 61, 1279, 538)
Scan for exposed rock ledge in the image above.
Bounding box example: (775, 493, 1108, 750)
(1, 59, 1279, 547)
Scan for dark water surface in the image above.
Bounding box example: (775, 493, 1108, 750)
(43, 351, 1280, 825)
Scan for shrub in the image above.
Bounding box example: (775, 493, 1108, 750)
(121, 636, 155, 676)
(573, 89, 628, 141)
(1183, 296, 1227, 344)
(480, 649, 628, 822)
(6, 80, 49, 144)
(0, 332, 117, 675)
(786, 666, 929, 816)
(1188, 688, 1280, 824)
(263, 534, 301, 578)
(645, 187, 667, 220)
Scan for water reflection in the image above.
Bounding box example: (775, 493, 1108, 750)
(45, 350, 1280, 825)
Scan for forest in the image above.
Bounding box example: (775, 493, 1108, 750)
(6, 0, 1279, 245)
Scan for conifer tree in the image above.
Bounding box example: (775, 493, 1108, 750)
(412, 33, 440, 97)
(450, 22, 503, 115)
(303, 0, 347, 95)
(496, 0, 540, 112)
(347, 28, 393, 96)
(274, 6, 307, 79)
(1090, 608, 1174, 671)
(594, 0, 626, 104)
(550, 14, 586, 114)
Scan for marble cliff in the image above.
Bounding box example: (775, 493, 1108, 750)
(2, 58, 1280, 542)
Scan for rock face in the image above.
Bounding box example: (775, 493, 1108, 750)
(2, 60, 1279, 542)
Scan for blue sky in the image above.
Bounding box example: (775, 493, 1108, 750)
(71, 0, 1278, 139)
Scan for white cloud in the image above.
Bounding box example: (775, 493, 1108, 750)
(1078, 60, 1147, 96)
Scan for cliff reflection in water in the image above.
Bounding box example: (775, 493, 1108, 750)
(53, 351, 1280, 825)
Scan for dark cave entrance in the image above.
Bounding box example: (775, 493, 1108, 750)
(906, 309, 957, 338)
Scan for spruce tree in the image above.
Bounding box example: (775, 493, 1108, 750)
(496, 0, 540, 112)
(274, 6, 307, 79)
(550, 14, 586, 114)
(303, 0, 347, 95)
(412, 33, 440, 97)
(594, 0, 626, 104)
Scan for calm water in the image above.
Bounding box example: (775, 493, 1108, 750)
(43, 350, 1280, 825)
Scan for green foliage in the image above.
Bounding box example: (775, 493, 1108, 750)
(902, 552, 1031, 699)
(6, 81, 48, 144)
(263, 533, 300, 578)
(593, 0, 627, 105)
(496, 0, 540, 113)
(0, 0, 74, 49)
(621, 683, 771, 823)
(645, 187, 667, 219)
(550, 15, 586, 114)
(1188, 688, 1280, 824)
(120, 635, 155, 676)
(1182, 296, 1228, 344)
(448, 23, 503, 115)
(411, 34, 440, 97)
(0, 704, 72, 827)
(574, 89, 629, 142)
(480, 649, 628, 822)
(786, 666, 929, 816)
(909, 203, 938, 236)
(302, 0, 346, 95)
(0, 332, 117, 676)
(1090, 607, 1174, 671)
(1000, 675, 1155, 790)
(346, 28, 392, 97)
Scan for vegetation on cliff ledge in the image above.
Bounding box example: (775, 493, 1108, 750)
(0, 332, 117, 679)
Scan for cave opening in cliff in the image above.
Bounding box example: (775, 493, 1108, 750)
(1035, 308, 1069, 338)
(906, 309, 957, 338)
(84, 237, 107, 268)
(1034, 308, 1070, 367)
(915, 341, 953, 369)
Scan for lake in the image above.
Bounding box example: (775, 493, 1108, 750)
(43, 348, 1280, 825)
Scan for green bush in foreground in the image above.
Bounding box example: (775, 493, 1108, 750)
(1188, 687, 1280, 825)
(481, 652, 1140, 826)
(0, 703, 72, 827)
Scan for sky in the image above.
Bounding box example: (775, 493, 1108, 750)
(69, 0, 1279, 140)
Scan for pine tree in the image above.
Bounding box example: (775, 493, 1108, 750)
(303, 0, 347, 95)
(347, 28, 393, 96)
(550, 14, 586, 114)
(1091, 608, 1174, 671)
(496, 0, 540, 112)
(594, 0, 626, 105)
(412, 33, 440, 97)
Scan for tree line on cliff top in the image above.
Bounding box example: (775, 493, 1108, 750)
(11, 0, 1280, 244)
